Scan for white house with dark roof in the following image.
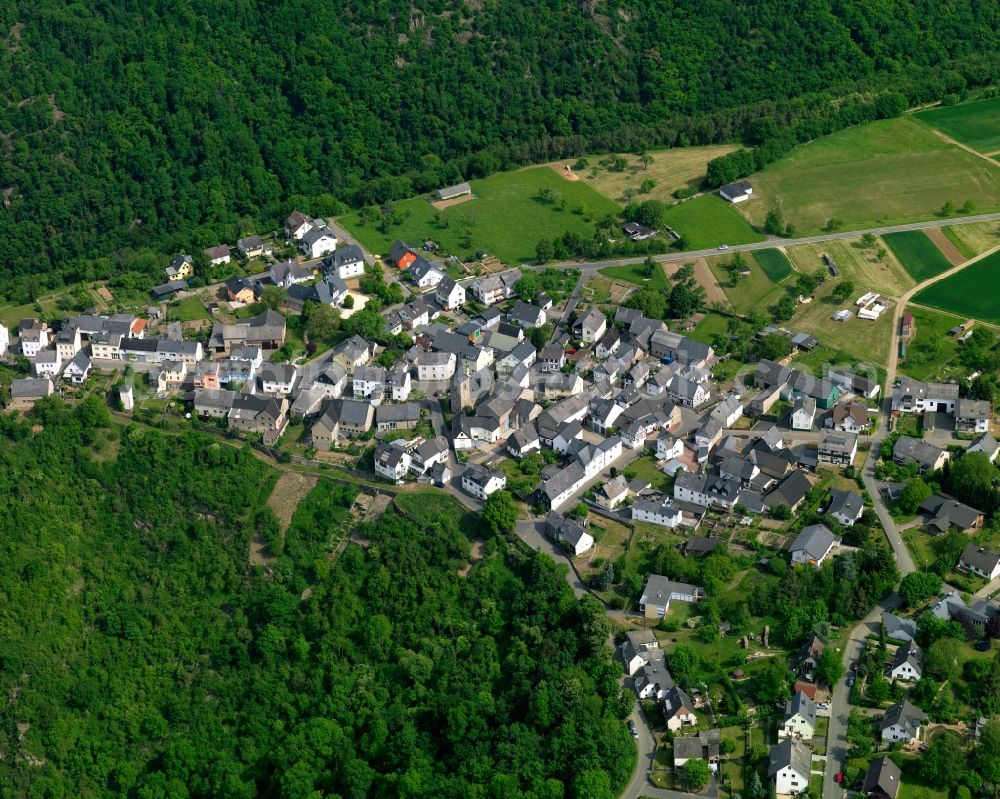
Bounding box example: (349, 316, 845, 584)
(374, 440, 411, 481)
(959, 544, 1000, 580)
(889, 640, 923, 682)
(461, 464, 506, 500)
(969, 433, 1000, 463)
(827, 488, 864, 526)
(33, 349, 62, 378)
(791, 396, 816, 430)
(299, 225, 338, 259)
(545, 512, 594, 556)
(330, 244, 365, 279)
(880, 699, 922, 743)
(436, 277, 466, 310)
(769, 739, 811, 796)
(631, 497, 682, 529)
(663, 685, 697, 731)
(956, 398, 992, 433)
(781, 691, 817, 740)
(575, 308, 607, 343)
(893, 435, 949, 473)
(409, 257, 445, 288)
(719, 181, 753, 203)
(790, 524, 840, 567)
(891, 377, 958, 415)
(284, 210, 313, 240)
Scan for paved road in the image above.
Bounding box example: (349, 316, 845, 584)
(550, 211, 1000, 275)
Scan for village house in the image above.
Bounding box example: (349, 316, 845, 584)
(879, 699, 922, 744)
(673, 730, 720, 772)
(461, 464, 506, 500)
(165, 253, 194, 280)
(389, 240, 418, 270)
(790, 524, 840, 567)
(827, 400, 871, 433)
(768, 739, 810, 796)
(781, 691, 817, 740)
(663, 685, 698, 732)
(193, 388, 236, 418)
(374, 441, 412, 481)
(719, 180, 753, 203)
(299, 225, 338, 259)
(545, 512, 595, 556)
(329, 244, 366, 279)
(209, 309, 287, 354)
(827, 488, 864, 526)
(236, 235, 270, 260)
(416, 351, 456, 382)
(959, 544, 1000, 580)
(19, 320, 49, 357)
(888, 640, 923, 682)
(284, 211, 313, 240)
(204, 245, 230, 267)
(55, 326, 82, 361)
(639, 574, 705, 619)
(33, 350, 62, 378)
(575, 308, 607, 344)
(270, 259, 314, 288)
(62, 350, 92, 384)
(969, 433, 1000, 462)
(956, 398, 992, 433)
(631, 497, 682, 528)
(621, 630, 659, 676)
(919, 494, 984, 533)
(353, 365, 386, 402)
(310, 399, 374, 448)
(409, 437, 449, 475)
(893, 436, 949, 473)
(818, 431, 857, 466)
(882, 612, 917, 643)
(436, 276, 466, 310)
(9, 377, 54, 411)
(259, 363, 299, 397)
(375, 402, 421, 431)
(863, 758, 902, 799)
(791, 396, 816, 430)
(225, 276, 263, 304)
(891, 377, 959, 415)
(228, 394, 288, 443)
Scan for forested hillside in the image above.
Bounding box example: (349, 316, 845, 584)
(1, 0, 999, 295)
(0, 402, 630, 798)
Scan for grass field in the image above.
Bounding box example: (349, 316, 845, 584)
(708, 253, 785, 313)
(570, 144, 740, 203)
(943, 220, 1000, 257)
(598, 262, 668, 290)
(898, 307, 962, 382)
(882, 231, 952, 282)
(688, 312, 729, 345)
(752, 248, 793, 282)
(746, 118, 1000, 234)
(786, 237, 914, 296)
(912, 250, 1000, 323)
(169, 295, 212, 322)
(338, 167, 620, 264)
(915, 96, 1000, 153)
(663, 194, 767, 250)
(789, 280, 894, 364)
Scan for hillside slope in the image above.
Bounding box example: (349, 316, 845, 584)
(1, 1, 999, 292)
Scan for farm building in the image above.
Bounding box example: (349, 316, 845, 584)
(831, 309, 853, 322)
(623, 222, 658, 240)
(719, 181, 753, 203)
(436, 182, 472, 201)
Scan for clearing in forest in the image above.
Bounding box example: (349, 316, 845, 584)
(746, 118, 1000, 234)
(266, 472, 318, 533)
(567, 144, 740, 203)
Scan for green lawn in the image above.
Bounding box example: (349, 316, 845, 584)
(169, 295, 212, 322)
(663, 194, 766, 250)
(598, 262, 668, 290)
(787, 280, 894, 365)
(912, 249, 1000, 323)
(708, 253, 785, 313)
(688, 312, 729, 345)
(338, 167, 621, 264)
(626, 456, 672, 492)
(898, 306, 962, 381)
(915, 96, 1000, 153)
(747, 117, 1000, 234)
(882, 231, 952, 282)
(753, 248, 793, 282)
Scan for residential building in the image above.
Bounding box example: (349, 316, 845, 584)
(969, 433, 1000, 463)
(374, 441, 412, 481)
(888, 640, 923, 682)
(225, 276, 263, 304)
(389, 240, 418, 270)
(353, 364, 386, 401)
(959, 544, 1000, 580)
(375, 402, 421, 431)
(33, 350, 62, 378)
(55, 326, 82, 361)
(165, 253, 194, 280)
(639, 574, 704, 619)
(763, 470, 812, 514)
(19, 322, 48, 357)
(827, 488, 864, 526)
(768, 739, 811, 796)
(919, 494, 984, 533)
(0, 323, 7, 357)
(62, 350, 92, 384)
(409, 437, 449, 475)
(461, 464, 506, 500)
(227, 394, 288, 443)
(408, 256, 445, 288)
(416, 351, 456, 382)
(508, 301, 546, 329)
(634, 655, 675, 700)
(545, 512, 595, 556)
(329, 244, 365, 279)
(539, 343, 566, 372)
(508, 424, 541, 458)
(631, 497, 682, 528)
(663, 685, 698, 732)
(259, 363, 299, 397)
(673, 730, 720, 772)
(891, 377, 959, 415)
(879, 699, 922, 743)
(790, 524, 840, 567)
(270, 259, 314, 288)
(621, 630, 660, 677)
(791, 396, 816, 430)
(9, 377, 54, 410)
(436, 277, 466, 310)
(575, 308, 607, 343)
(204, 244, 231, 266)
(818, 432, 857, 466)
(956, 398, 992, 433)
(310, 399, 374, 449)
(236, 235, 270, 260)
(193, 388, 236, 418)
(827, 401, 871, 433)
(284, 211, 313, 240)
(882, 612, 917, 643)
(893, 436, 949, 473)
(299, 225, 338, 259)
(782, 691, 817, 740)
(209, 309, 286, 354)
(863, 758, 902, 799)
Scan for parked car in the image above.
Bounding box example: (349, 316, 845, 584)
(817, 702, 830, 710)
(846, 675, 856, 687)
(718, 244, 729, 250)
(627, 720, 639, 739)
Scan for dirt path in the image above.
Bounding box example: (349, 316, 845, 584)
(252, 472, 318, 566)
(927, 128, 1000, 167)
(431, 193, 474, 211)
(924, 227, 966, 266)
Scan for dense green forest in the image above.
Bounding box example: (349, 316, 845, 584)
(0, 401, 631, 798)
(1, 1, 999, 297)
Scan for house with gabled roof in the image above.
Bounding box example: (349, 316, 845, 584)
(790, 524, 840, 567)
(888, 639, 923, 682)
(781, 691, 817, 740)
(299, 225, 338, 259)
(284, 210, 313, 240)
(827, 487, 864, 526)
(893, 436, 949, 473)
(575, 308, 607, 343)
(919, 494, 984, 533)
(879, 699, 922, 743)
(882, 611, 917, 643)
(237, 235, 270, 260)
(956, 398, 992, 433)
(663, 685, 697, 732)
(827, 400, 872, 433)
(763, 470, 812, 514)
(545, 511, 594, 556)
(621, 629, 659, 676)
(639, 574, 705, 619)
(436, 276, 466, 310)
(409, 256, 446, 288)
(959, 543, 1000, 580)
(374, 440, 411, 481)
(863, 757, 902, 799)
(969, 432, 1000, 463)
(768, 739, 811, 796)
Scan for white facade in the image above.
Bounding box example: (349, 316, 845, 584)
(437, 281, 466, 310)
(390, 372, 412, 401)
(773, 764, 808, 796)
(34, 352, 62, 377)
(0, 323, 8, 357)
(417, 353, 456, 381)
(657, 435, 684, 461)
(375, 450, 411, 481)
(261, 372, 298, 397)
(461, 469, 506, 500)
(890, 660, 921, 682)
(299, 230, 338, 259)
(20, 330, 48, 358)
(632, 499, 682, 528)
(56, 328, 81, 361)
(782, 714, 815, 741)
